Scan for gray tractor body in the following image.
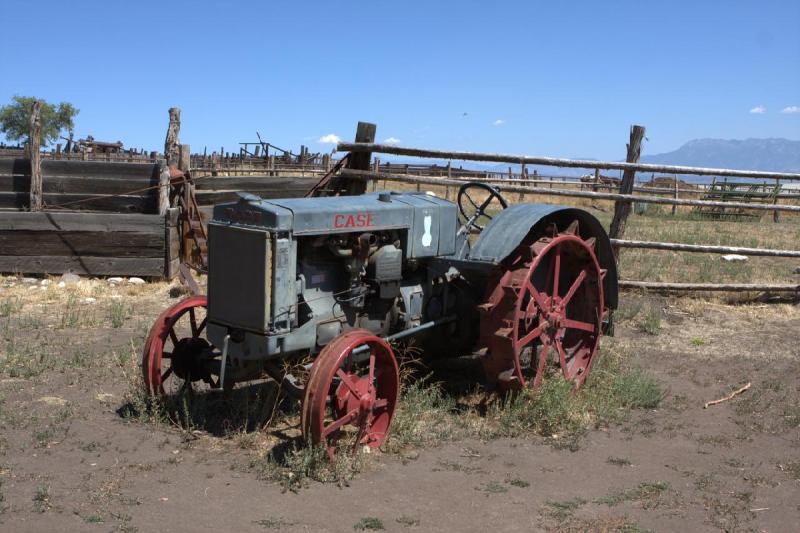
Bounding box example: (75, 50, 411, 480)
(205, 190, 616, 371)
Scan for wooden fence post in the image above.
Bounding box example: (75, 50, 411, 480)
(164, 107, 181, 167)
(608, 125, 646, 258)
(158, 161, 170, 215)
(28, 100, 43, 211)
(343, 121, 376, 195)
(593, 168, 600, 192)
(773, 180, 781, 223)
(672, 175, 678, 215)
(179, 144, 191, 172)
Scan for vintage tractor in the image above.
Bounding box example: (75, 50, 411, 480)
(142, 182, 618, 456)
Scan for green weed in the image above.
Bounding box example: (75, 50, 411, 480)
(353, 517, 384, 530)
(595, 481, 670, 507)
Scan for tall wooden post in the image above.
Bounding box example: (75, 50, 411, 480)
(28, 100, 43, 211)
(342, 121, 376, 195)
(164, 107, 181, 166)
(593, 168, 600, 192)
(773, 180, 781, 223)
(609, 125, 646, 259)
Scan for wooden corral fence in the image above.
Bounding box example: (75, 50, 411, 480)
(0, 157, 179, 277)
(335, 123, 800, 294)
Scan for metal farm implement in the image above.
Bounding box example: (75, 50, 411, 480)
(143, 157, 618, 457)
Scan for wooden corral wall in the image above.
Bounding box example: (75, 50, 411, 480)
(0, 159, 162, 212)
(0, 210, 179, 277)
(0, 159, 178, 278)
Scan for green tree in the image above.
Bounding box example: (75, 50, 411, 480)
(0, 96, 79, 146)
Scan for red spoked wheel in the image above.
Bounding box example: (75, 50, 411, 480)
(480, 220, 606, 390)
(142, 295, 219, 395)
(301, 329, 399, 458)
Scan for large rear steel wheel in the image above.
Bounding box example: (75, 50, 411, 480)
(480, 220, 606, 391)
(301, 329, 399, 458)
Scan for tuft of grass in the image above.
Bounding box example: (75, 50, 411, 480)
(543, 497, 587, 520)
(783, 462, 800, 480)
(248, 443, 366, 492)
(254, 516, 294, 529)
(383, 381, 463, 453)
(595, 481, 670, 508)
(59, 293, 81, 328)
(507, 476, 530, 488)
(0, 297, 22, 318)
(607, 456, 632, 467)
(396, 515, 420, 527)
(108, 301, 132, 328)
(690, 337, 707, 346)
(353, 517, 384, 530)
(476, 481, 508, 494)
(33, 483, 50, 513)
(82, 514, 104, 523)
(637, 302, 662, 335)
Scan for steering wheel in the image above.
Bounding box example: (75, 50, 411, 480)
(457, 182, 509, 233)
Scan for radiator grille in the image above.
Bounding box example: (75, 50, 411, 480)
(207, 224, 272, 333)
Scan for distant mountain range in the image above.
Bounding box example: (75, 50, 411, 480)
(640, 138, 800, 173)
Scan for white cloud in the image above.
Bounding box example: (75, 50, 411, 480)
(749, 105, 766, 114)
(492, 119, 505, 126)
(317, 133, 341, 144)
(781, 106, 800, 114)
(383, 137, 401, 145)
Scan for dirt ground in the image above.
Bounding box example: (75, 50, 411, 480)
(0, 277, 798, 532)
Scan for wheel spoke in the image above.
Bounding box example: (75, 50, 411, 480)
(532, 341, 550, 389)
(555, 337, 567, 369)
(525, 279, 549, 312)
(168, 328, 179, 346)
(465, 192, 481, 212)
(189, 308, 198, 337)
(561, 269, 587, 307)
(161, 367, 173, 383)
(323, 409, 359, 437)
(516, 323, 546, 350)
(162, 351, 172, 359)
(336, 369, 362, 398)
(552, 244, 562, 296)
(563, 318, 596, 333)
(196, 317, 208, 335)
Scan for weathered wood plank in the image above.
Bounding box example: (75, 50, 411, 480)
(0, 230, 164, 257)
(40, 160, 159, 179)
(194, 176, 317, 191)
(41, 193, 157, 213)
(0, 256, 167, 276)
(0, 212, 166, 232)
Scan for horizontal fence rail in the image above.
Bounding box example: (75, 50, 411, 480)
(619, 281, 799, 292)
(610, 239, 800, 258)
(338, 142, 800, 181)
(339, 169, 800, 213)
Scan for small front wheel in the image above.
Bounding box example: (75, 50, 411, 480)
(141, 295, 221, 395)
(301, 329, 399, 458)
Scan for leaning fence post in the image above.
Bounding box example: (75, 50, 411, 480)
(609, 125, 646, 259)
(28, 100, 43, 211)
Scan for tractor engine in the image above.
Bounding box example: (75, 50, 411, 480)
(205, 191, 472, 371)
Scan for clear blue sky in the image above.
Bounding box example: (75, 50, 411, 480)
(1, 0, 798, 160)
